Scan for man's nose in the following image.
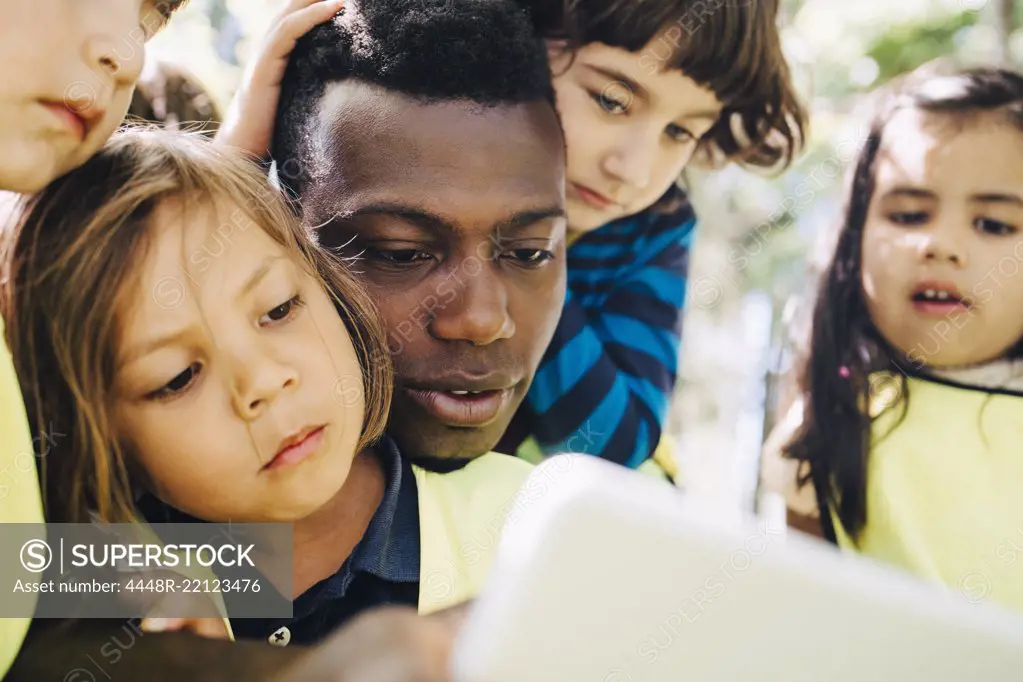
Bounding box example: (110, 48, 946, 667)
(429, 266, 515, 346)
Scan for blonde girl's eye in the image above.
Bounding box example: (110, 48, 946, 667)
(260, 294, 306, 326)
(148, 362, 201, 400)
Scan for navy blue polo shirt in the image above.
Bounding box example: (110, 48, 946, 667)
(139, 436, 421, 646)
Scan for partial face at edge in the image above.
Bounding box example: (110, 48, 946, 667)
(548, 35, 723, 234)
(302, 81, 567, 461)
(0, 1, 166, 193)
(113, 200, 366, 522)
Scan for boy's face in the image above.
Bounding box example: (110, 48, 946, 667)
(302, 81, 567, 463)
(0, 1, 170, 193)
(548, 38, 723, 234)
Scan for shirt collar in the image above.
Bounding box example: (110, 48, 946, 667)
(928, 359, 1023, 393)
(348, 435, 420, 584)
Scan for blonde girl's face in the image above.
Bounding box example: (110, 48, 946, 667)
(113, 199, 367, 522)
(548, 36, 722, 234)
(860, 109, 1023, 368)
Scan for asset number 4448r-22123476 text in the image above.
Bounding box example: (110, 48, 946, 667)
(124, 578, 262, 593)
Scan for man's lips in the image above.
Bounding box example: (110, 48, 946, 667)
(568, 182, 618, 210)
(401, 386, 514, 428)
(262, 425, 327, 471)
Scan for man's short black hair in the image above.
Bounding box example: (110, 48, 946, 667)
(272, 0, 556, 197)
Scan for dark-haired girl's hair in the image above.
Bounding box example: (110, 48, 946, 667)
(784, 66, 1023, 542)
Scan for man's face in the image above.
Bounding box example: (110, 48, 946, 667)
(0, 1, 169, 193)
(302, 81, 567, 461)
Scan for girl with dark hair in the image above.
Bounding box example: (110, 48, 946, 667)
(771, 66, 1023, 614)
(498, 0, 809, 477)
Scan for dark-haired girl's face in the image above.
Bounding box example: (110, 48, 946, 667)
(861, 109, 1023, 368)
(548, 37, 722, 233)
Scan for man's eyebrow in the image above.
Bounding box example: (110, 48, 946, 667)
(335, 203, 566, 235)
(495, 207, 567, 233)
(340, 203, 457, 235)
(970, 192, 1023, 207)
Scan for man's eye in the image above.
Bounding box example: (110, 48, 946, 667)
(589, 91, 628, 115)
(504, 249, 554, 267)
(889, 211, 929, 226)
(374, 249, 433, 265)
(149, 363, 200, 399)
(975, 217, 1017, 236)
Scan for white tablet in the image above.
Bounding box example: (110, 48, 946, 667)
(451, 455, 1023, 682)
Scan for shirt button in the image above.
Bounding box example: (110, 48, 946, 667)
(268, 626, 291, 647)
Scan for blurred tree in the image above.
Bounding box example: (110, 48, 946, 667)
(995, 0, 1015, 65)
(209, 0, 243, 65)
(866, 10, 980, 84)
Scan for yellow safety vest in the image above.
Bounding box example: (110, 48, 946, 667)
(516, 434, 678, 483)
(835, 367, 1023, 614)
(414, 453, 535, 613)
(0, 318, 45, 675)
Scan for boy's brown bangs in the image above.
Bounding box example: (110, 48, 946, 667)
(663, 4, 773, 108)
(560, 0, 778, 103)
(558, 0, 807, 170)
(657, 2, 805, 170)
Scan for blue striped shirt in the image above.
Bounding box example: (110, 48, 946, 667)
(501, 202, 695, 467)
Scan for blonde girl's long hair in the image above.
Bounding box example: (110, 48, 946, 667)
(1, 128, 392, 523)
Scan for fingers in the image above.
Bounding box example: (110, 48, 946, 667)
(188, 617, 233, 640)
(282, 0, 326, 13)
(425, 601, 471, 633)
(273, 0, 331, 23)
(141, 617, 230, 640)
(140, 617, 189, 633)
(266, 0, 345, 60)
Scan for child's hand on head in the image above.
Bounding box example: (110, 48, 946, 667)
(216, 0, 345, 157)
(140, 588, 231, 640)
